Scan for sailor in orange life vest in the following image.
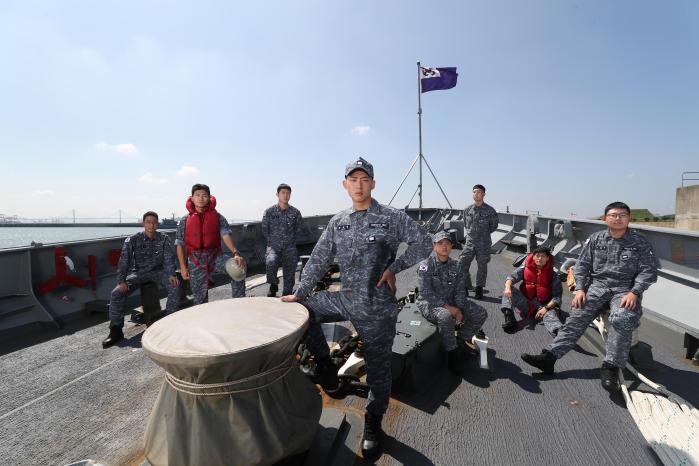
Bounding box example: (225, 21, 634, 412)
(501, 246, 564, 335)
(176, 184, 246, 304)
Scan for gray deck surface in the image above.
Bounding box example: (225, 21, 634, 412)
(0, 251, 697, 466)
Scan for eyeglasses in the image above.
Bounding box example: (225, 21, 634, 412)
(606, 213, 629, 219)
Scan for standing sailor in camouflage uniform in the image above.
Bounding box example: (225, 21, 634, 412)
(521, 202, 658, 392)
(281, 157, 431, 461)
(262, 183, 302, 297)
(102, 211, 179, 348)
(417, 231, 487, 374)
(458, 184, 498, 299)
(176, 184, 246, 304)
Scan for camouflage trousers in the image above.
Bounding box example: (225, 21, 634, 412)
(546, 285, 642, 367)
(109, 270, 179, 329)
(265, 244, 299, 295)
(459, 242, 491, 288)
(419, 301, 488, 351)
(302, 290, 396, 416)
(501, 288, 564, 336)
(188, 252, 245, 305)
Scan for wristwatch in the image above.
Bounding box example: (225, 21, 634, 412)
(631, 290, 640, 297)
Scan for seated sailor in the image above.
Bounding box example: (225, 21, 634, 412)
(417, 231, 487, 374)
(521, 202, 658, 392)
(102, 211, 180, 348)
(501, 246, 564, 335)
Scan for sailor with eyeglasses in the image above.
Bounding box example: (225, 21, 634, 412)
(520, 201, 658, 392)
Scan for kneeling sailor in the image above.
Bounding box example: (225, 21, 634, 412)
(417, 231, 487, 374)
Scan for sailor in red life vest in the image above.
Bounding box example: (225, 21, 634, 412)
(501, 246, 564, 335)
(176, 184, 246, 304)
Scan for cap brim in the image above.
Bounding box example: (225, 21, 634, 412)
(345, 168, 372, 178)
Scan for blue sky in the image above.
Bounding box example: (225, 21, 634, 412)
(2, 0, 697, 221)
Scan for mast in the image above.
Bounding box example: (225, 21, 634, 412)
(417, 61, 423, 220)
(388, 61, 454, 216)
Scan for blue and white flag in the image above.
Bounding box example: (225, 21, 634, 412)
(420, 66, 458, 93)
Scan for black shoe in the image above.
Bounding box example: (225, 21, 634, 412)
(313, 358, 339, 394)
(474, 286, 484, 300)
(521, 350, 556, 374)
(458, 338, 479, 358)
(600, 362, 621, 392)
(447, 348, 468, 375)
(102, 327, 124, 349)
(267, 283, 278, 297)
(362, 413, 383, 461)
(502, 308, 517, 334)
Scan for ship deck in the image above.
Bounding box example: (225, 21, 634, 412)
(0, 251, 697, 465)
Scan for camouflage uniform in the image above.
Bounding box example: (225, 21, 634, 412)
(502, 265, 564, 335)
(262, 203, 302, 295)
(109, 232, 178, 329)
(417, 252, 487, 351)
(458, 202, 498, 288)
(176, 214, 245, 304)
(296, 197, 432, 416)
(546, 229, 657, 367)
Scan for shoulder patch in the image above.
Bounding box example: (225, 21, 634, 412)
(418, 263, 428, 272)
(124, 237, 131, 243)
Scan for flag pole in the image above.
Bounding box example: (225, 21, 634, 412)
(417, 61, 423, 220)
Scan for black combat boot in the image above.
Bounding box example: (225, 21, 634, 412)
(267, 283, 278, 297)
(313, 357, 339, 394)
(521, 350, 556, 375)
(362, 413, 383, 461)
(474, 286, 484, 300)
(600, 362, 621, 392)
(102, 327, 124, 349)
(447, 348, 467, 375)
(502, 308, 517, 334)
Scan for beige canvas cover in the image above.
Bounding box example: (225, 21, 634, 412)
(142, 298, 322, 466)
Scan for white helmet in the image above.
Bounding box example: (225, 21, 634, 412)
(225, 257, 246, 282)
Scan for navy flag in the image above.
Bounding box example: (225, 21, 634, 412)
(420, 66, 458, 93)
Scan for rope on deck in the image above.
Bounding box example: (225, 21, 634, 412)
(592, 317, 699, 465)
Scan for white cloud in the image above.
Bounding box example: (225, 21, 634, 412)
(176, 165, 200, 177)
(31, 190, 54, 197)
(350, 125, 371, 136)
(138, 172, 168, 184)
(95, 142, 139, 155)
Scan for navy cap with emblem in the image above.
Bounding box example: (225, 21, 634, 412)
(432, 231, 452, 243)
(345, 157, 374, 179)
